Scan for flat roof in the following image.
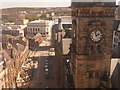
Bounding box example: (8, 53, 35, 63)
(29, 20, 52, 24)
(54, 18, 72, 25)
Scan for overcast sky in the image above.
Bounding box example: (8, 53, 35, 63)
(0, 0, 120, 9)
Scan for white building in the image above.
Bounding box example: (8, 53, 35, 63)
(1, 23, 27, 36)
(112, 23, 120, 56)
(27, 20, 54, 38)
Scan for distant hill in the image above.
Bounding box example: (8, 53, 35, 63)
(2, 7, 71, 13)
(1, 7, 71, 22)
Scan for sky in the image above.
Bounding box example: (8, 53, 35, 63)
(0, 0, 120, 9)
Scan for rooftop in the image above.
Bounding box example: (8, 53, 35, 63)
(29, 20, 52, 24)
(54, 18, 72, 25)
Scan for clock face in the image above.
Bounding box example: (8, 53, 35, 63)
(91, 30, 102, 42)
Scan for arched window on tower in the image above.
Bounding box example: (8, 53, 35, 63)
(90, 45, 94, 50)
(90, 45, 96, 54)
(97, 45, 102, 53)
(72, 20, 76, 26)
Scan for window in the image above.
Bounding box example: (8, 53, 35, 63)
(88, 71, 100, 78)
(90, 45, 94, 50)
(97, 45, 103, 53)
(115, 31, 117, 36)
(97, 45, 102, 50)
(14, 62, 15, 67)
(88, 20, 105, 26)
(113, 44, 116, 48)
(72, 20, 76, 25)
(89, 72, 94, 78)
(95, 71, 99, 78)
(80, 9, 90, 16)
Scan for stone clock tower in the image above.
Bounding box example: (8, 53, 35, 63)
(70, 0, 117, 88)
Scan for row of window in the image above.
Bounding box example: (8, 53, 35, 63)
(72, 10, 114, 17)
(113, 31, 120, 48)
(26, 32, 49, 35)
(27, 28, 48, 32)
(79, 9, 114, 13)
(90, 45, 102, 53)
(79, 12, 114, 17)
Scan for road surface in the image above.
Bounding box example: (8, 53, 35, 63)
(27, 40, 60, 88)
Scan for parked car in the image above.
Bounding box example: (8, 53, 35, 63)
(45, 68, 48, 72)
(45, 59, 48, 62)
(50, 48, 55, 52)
(44, 65, 48, 68)
(45, 62, 48, 65)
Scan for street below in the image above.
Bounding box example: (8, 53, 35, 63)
(25, 40, 60, 88)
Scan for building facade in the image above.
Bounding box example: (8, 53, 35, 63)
(1, 23, 27, 36)
(26, 20, 53, 38)
(0, 35, 31, 89)
(70, 0, 117, 88)
(112, 22, 120, 57)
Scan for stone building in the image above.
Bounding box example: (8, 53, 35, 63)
(26, 20, 53, 38)
(1, 24, 27, 37)
(0, 43, 4, 89)
(0, 35, 30, 89)
(70, 0, 117, 88)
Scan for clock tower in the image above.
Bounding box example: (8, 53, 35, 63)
(71, 0, 117, 88)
